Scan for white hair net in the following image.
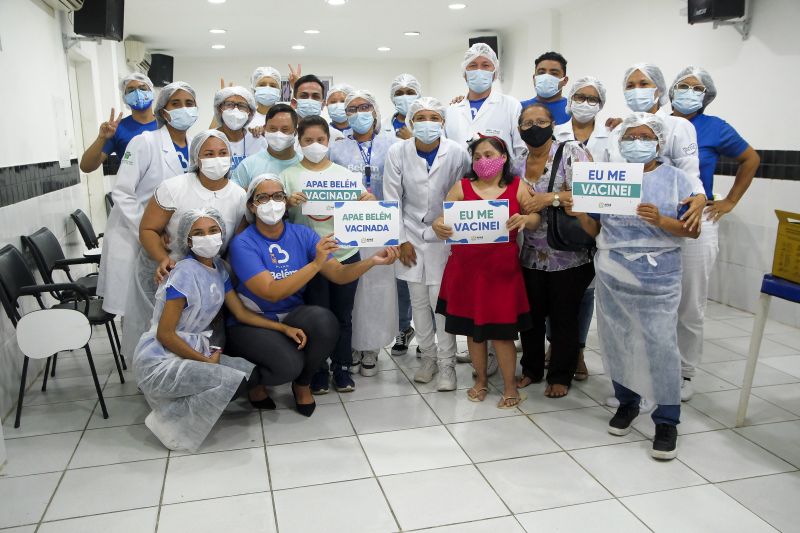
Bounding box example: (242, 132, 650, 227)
(213, 86, 256, 125)
(328, 83, 354, 100)
(622, 63, 669, 107)
(618, 112, 667, 151)
(567, 76, 607, 113)
(250, 66, 282, 90)
(461, 43, 499, 74)
(407, 96, 446, 127)
(175, 207, 227, 258)
(345, 89, 382, 130)
(390, 73, 422, 98)
(119, 72, 154, 94)
(245, 173, 283, 222)
(670, 66, 717, 109)
(188, 130, 232, 173)
(155, 81, 197, 127)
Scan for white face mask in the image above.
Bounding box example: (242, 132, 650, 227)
(265, 131, 295, 152)
(190, 233, 223, 258)
(221, 108, 249, 130)
(199, 156, 231, 181)
(301, 142, 329, 164)
(256, 200, 286, 225)
(570, 101, 600, 124)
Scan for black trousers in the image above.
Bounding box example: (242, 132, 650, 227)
(519, 261, 595, 386)
(225, 305, 339, 386)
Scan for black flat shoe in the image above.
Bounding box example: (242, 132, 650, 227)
(292, 384, 316, 417)
(249, 396, 276, 410)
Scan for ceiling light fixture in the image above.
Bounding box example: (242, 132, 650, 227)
(404, 31, 421, 36)
(325, 0, 348, 5)
(292, 45, 306, 50)
(448, 3, 467, 9)
(304, 29, 320, 34)
(208, 0, 226, 4)
(209, 29, 226, 34)
(211, 44, 226, 49)
(377, 46, 391, 52)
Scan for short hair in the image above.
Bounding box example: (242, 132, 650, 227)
(534, 51, 567, 74)
(293, 74, 326, 99)
(466, 136, 515, 186)
(266, 103, 298, 128)
(297, 115, 330, 140)
(520, 102, 554, 125)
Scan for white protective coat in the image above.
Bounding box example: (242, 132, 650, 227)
(554, 120, 612, 163)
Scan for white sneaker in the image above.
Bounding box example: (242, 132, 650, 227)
(414, 357, 438, 383)
(680, 379, 694, 402)
(437, 363, 457, 391)
(360, 350, 379, 377)
(472, 352, 499, 377)
(606, 396, 655, 412)
(455, 349, 471, 364)
(349, 351, 362, 375)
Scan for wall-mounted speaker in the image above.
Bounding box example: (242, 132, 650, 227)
(73, 0, 124, 41)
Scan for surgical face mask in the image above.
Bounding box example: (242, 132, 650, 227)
(570, 101, 600, 124)
(295, 98, 322, 118)
(328, 103, 347, 123)
(348, 111, 375, 134)
(256, 200, 286, 225)
(190, 233, 223, 258)
(254, 86, 281, 107)
(265, 131, 295, 152)
(199, 156, 231, 181)
(465, 69, 494, 94)
(301, 142, 329, 164)
(412, 121, 443, 145)
(619, 139, 659, 164)
(221, 108, 249, 130)
(671, 89, 704, 114)
(472, 157, 505, 181)
(624, 88, 658, 112)
(520, 124, 553, 148)
(534, 74, 564, 99)
(393, 94, 418, 117)
(165, 107, 199, 131)
(124, 89, 153, 111)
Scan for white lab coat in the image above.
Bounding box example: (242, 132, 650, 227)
(444, 90, 526, 165)
(383, 138, 471, 285)
(554, 120, 612, 163)
(97, 127, 190, 315)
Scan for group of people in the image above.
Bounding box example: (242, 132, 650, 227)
(82, 42, 760, 460)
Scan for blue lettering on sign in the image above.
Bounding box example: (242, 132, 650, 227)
(588, 169, 627, 181)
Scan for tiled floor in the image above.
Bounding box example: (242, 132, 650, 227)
(2, 301, 800, 532)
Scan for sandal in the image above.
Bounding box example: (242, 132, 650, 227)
(497, 392, 527, 409)
(467, 387, 489, 402)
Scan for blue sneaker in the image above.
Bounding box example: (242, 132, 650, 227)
(310, 370, 330, 395)
(332, 365, 355, 393)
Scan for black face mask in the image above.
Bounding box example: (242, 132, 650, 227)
(520, 124, 553, 148)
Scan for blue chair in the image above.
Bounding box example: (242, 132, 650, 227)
(736, 274, 800, 426)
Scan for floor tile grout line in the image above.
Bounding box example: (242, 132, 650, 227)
(257, 410, 281, 533)
(153, 451, 172, 533)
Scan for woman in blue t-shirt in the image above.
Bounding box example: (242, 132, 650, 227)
(226, 173, 399, 415)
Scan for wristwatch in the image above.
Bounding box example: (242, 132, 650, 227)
(552, 193, 561, 208)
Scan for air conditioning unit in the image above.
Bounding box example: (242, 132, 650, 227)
(43, 0, 84, 11)
(125, 39, 151, 73)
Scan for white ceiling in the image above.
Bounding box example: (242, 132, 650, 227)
(123, 0, 572, 59)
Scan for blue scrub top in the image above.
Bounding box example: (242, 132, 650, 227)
(688, 112, 750, 199)
(102, 115, 158, 157)
(520, 96, 569, 125)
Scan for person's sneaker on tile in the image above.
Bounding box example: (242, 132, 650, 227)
(651, 423, 678, 460)
(680, 378, 694, 402)
(332, 365, 355, 392)
(456, 349, 471, 364)
(436, 360, 457, 391)
(608, 404, 640, 436)
(391, 326, 415, 356)
(310, 370, 330, 395)
(472, 352, 499, 377)
(350, 350, 362, 375)
(360, 350, 379, 377)
(414, 357, 438, 383)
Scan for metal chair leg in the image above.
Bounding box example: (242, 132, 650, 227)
(110, 320, 125, 369)
(50, 353, 58, 377)
(14, 356, 30, 428)
(42, 356, 52, 391)
(84, 345, 108, 419)
(105, 322, 125, 384)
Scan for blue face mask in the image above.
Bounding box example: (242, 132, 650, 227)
(165, 107, 199, 131)
(295, 98, 322, 118)
(328, 103, 347, 123)
(671, 89, 704, 114)
(393, 94, 418, 117)
(534, 74, 563, 99)
(348, 111, 375, 134)
(465, 69, 494, 93)
(124, 89, 153, 111)
(624, 88, 658, 112)
(412, 121, 443, 145)
(619, 139, 659, 164)
(254, 86, 281, 107)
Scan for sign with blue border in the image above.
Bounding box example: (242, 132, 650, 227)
(443, 199, 509, 244)
(333, 201, 400, 248)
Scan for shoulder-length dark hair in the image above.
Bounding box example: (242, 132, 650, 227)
(466, 136, 515, 186)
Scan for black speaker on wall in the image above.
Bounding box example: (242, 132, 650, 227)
(688, 0, 746, 24)
(73, 0, 125, 41)
(148, 54, 174, 88)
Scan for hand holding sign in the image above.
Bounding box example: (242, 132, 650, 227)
(333, 201, 400, 247)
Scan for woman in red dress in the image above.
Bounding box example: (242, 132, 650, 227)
(433, 136, 540, 408)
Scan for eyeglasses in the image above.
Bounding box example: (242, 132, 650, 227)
(572, 94, 601, 106)
(674, 83, 706, 94)
(621, 135, 658, 142)
(252, 192, 287, 204)
(220, 101, 251, 112)
(345, 103, 374, 115)
(520, 120, 552, 129)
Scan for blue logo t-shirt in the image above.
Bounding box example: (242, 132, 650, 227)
(102, 115, 158, 157)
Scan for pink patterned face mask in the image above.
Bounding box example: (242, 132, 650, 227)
(472, 157, 505, 180)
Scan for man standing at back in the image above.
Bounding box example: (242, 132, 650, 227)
(520, 51, 571, 125)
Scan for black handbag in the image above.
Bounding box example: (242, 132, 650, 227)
(545, 142, 596, 252)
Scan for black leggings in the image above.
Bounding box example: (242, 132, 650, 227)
(225, 305, 339, 386)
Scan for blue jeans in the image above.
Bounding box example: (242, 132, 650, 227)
(397, 279, 412, 332)
(613, 381, 680, 426)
